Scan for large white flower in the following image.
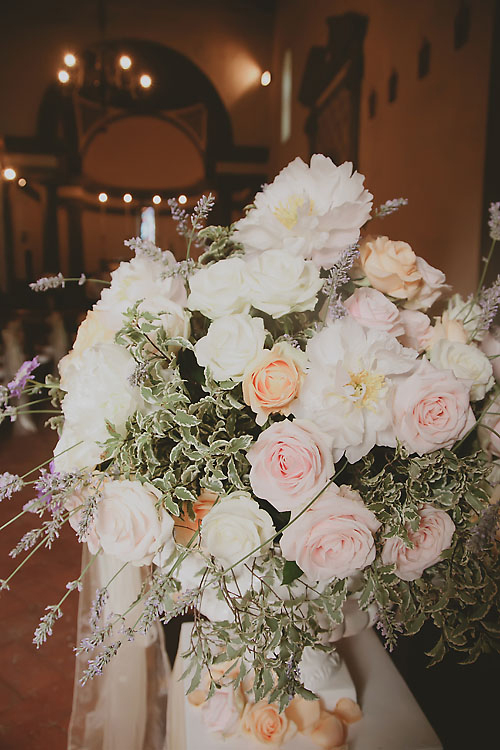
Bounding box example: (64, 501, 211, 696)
(54, 342, 143, 471)
(246, 249, 323, 318)
(292, 317, 417, 462)
(95, 253, 186, 331)
(187, 257, 250, 319)
(233, 155, 372, 268)
(429, 339, 494, 401)
(194, 313, 266, 381)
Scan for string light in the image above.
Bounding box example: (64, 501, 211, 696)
(98, 192, 108, 203)
(2, 168, 16, 181)
(58, 70, 70, 84)
(18, 178, 27, 187)
(139, 74, 152, 89)
(260, 70, 272, 86)
(123, 193, 133, 204)
(64, 52, 77, 67)
(119, 55, 132, 70)
(178, 194, 187, 205)
(152, 195, 161, 205)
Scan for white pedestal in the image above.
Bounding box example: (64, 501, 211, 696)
(167, 623, 443, 750)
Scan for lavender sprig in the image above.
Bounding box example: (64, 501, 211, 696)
(78, 487, 102, 542)
(0, 472, 24, 501)
(488, 202, 500, 241)
(80, 641, 123, 685)
(167, 198, 190, 237)
(475, 275, 500, 334)
(467, 502, 499, 554)
(124, 237, 164, 262)
(29, 272, 65, 292)
(374, 197, 409, 219)
(321, 245, 360, 323)
(7, 356, 40, 398)
(33, 605, 63, 647)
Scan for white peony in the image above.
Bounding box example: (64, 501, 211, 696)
(233, 155, 372, 269)
(95, 253, 186, 331)
(246, 249, 323, 318)
(429, 339, 494, 401)
(194, 314, 266, 381)
(292, 317, 417, 463)
(55, 342, 143, 471)
(187, 258, 250, 319)
(94, 479, 174, 566)
(201, 491, 275, 568)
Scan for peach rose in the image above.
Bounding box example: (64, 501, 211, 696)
(392, 360, 475, 455)
(241, 700, 297, 745)
(174, 489, 218, 546)
(357, 236, 422, 300)
(242, 342, 307, 426)
(398, 309, 433, 352)
(381, 504, 455, 581)
(280, 485, 381, 581)
(247, 418, 334, 512)
(404, 257, 447, 311)
(344, 287, 404, 337)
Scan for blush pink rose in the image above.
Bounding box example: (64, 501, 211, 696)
(247, 419, 334, 512)
(381, 504, 455, 581)
(242, 342, 307, 426)
(404, 257, 448, 311)
(201, 686, 243, 735)
(392, 360, 475, 455)
(398, 309, 433, 352)
(344, 287, 404, 337)
(280, 485, 381, 581)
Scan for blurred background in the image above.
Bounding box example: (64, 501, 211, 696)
(0, 1, 498, 748)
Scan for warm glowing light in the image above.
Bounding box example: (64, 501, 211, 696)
(178, 194, 187, 205)
(123, 193, 133, 204)
(3, 168, 16, 181)
(64, 52, 77, 67)
(18, 177, 27, 187)
(98, 192, 108, 203)
(58, 69, 70, 84)
(152, 194, 162, 205)
(139, 74, 152, 89)
(261, 70, 272, 86)
(119, 55, 132, 70)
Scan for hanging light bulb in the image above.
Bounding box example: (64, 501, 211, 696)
(123, 193, 133, 204)
(18, 177, 27, 187)
(98, 192, 108, 203)
(58, 70, 70, 84)
(3, 168, 16, 181)
(139, 74, 152, 89)
(260, 70, 272, 86)
(152, 195, 162, 205)
(119, 55, 132, 70)
(64, 52, 77, 67)
(178, 194, 187, 205)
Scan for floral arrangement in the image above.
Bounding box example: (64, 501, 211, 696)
(2, 155, 500, 748)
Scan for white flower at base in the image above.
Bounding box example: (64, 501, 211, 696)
(201, 492, 275, 568)
(247, 249, 323, 318)
(429, 339, 494, 401)
(292, 317, 417, 463)
(194, 313, 266, 381)
(94, 479, 175, 566)
(299, 647, 341, 693)
(187, 257, 250, 319)
(233, 155, 372, 268)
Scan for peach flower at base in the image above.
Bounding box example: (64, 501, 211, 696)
(173, 489, 218, 546)
(381, 504, 455, 581)
(241, 700, 297, 746)
(242, 342, 307, 426)
(357, 236, 422, 301)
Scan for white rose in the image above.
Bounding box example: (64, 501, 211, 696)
(344, 287, 404, 337)
(404, 257, 448, 311)
(95, 254, 186, 331)
(398, 309, 433, 352)
(247, 249, 322, 318)
(187, 258, 250, 319)
(201, 491, 275, 567)
(194, 314, 266, 381)
(94, 479, 174, 566)
(299, 647, 340, 693)
(59, 309, 115, 386)
(138, 296, 190, 343)
(446, 293, 484, 341)
(429, 339, 494, 401)
(56, 343, 143, 470)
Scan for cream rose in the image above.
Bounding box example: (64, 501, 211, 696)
(247, 249, 323, 318)
(247, 418, 334, 512)
(357, 236, 422, 300)
(381, 504, 455, 581)
(138, 296, 190, 342)
(279, 485, 381, 581)
(241, 701, 297, 746)
(404, 257, 447, 311)
(429, 311, 468, 348)
(392, 360, 475, 454)
(94, 479, 174, 566)
(478, 395, 500, 458)
(242, 342, 307, 425)
(344, 287, 404, 337)
(194, 314, 266, 381)
(429, 339, 494, 401)
(187, 258, 250, 319)
(398, 309, 433, 352)
(201, 491, 275, 568)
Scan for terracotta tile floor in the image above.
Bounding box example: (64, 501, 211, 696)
(0, 429, 80, 750)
